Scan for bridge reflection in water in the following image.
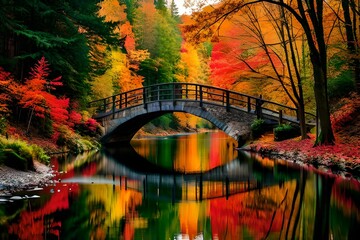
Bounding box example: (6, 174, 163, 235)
(62, 146, 298, 203)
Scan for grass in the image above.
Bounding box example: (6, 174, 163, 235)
(0, 136, 50, 170)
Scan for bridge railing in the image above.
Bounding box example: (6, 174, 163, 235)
(88, 82, 315, 124)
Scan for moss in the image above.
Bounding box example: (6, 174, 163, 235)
(0, 136, 50, 169)
(274, 124, 301, 141)
(2, 149, 28, 171)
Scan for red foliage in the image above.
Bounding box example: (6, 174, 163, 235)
(20, 57, 70, 130)
(253, 134, 360, 165)
(85, 118, 99, 133)
(210, 194, 284, 239)
(68, 110, 83, 126)
(331, 94, 360, 132)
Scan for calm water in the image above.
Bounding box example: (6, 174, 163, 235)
(0, 131, 359, 239)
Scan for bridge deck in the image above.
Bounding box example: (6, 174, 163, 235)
(89, 82, 316, 126)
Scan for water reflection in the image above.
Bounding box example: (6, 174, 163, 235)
(0, 132, 359, 239)
(131, 131, 238, 172)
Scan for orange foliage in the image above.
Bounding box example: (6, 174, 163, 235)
(0, 67, 20, 114)
(98, 0, 127, 23)
(120, 22, 136, 52)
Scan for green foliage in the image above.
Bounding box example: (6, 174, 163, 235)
(5, 141, 34, 170)
(328, 70, 355, 99)
(0, 136, 49, 168)
(56, 126, 98, 154)
(196, 119, 214, 129)
(122, 0, 140, 24)
(151, 114, 181, 130)
(133, 2, 182, 85)
(31, 145, 50, 164)
(201, 41, 214, 58)
(0, 137, 33, 170)
(0, 0, 118, 105)
(1, 149, 28, 171)
(274, 124, 301, 141)
(251, 119, 267, 139)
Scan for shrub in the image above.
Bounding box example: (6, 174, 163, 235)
(150, 114, 181, 130)
(31, 145, 50, 164)
(0, 136, 50, 169)
(328, 70, 355, 99)
(251, 118, 266, 139)
(53, 125, 98, 154)
(6, 141, 34, 170)
(196, 119, 214, 129)
(274, 124, 301, 141)
(2, 149, 28, 170)
(75, 118, 101, 137)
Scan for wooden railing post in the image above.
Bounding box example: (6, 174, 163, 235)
(256, 95, 263, 119)
(157, 85, 160, 101)
(226, 91, 230, 112)
(143, 88, 147, 110)
(247, 97, 251, 112)
(125, 92, 128, 108)
(199, 85, 203, 107)
(112, 95, 116, 119)
(119, 94, 122, 109)
(172, 83, 175, 105)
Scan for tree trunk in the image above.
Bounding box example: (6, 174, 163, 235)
(298, 102, 308, 140)
(312, 63, 335, 145)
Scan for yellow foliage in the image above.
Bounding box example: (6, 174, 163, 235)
(91, 74, 114, 99)
(98, 0, 127, 23)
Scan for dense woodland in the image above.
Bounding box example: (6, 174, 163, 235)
(0, 0, 359, 147)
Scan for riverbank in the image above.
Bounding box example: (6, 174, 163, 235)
(0, 125, 98, 195)
(0, 161, 54, 196)
(243, 132, 360, 180)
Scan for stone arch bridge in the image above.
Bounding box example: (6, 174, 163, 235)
(89, 83, 315, 145)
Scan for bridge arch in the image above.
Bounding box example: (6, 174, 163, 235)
(89, 83, 315, 145)
(98, 101, 255, 144)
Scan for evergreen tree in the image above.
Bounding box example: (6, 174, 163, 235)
(134, 0, 181, 85)
(0, 0, 118, 105)
(170, 0, 180, 20)
(121, 0, 140, 24)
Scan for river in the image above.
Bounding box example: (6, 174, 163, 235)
(0, 131, 359, 239)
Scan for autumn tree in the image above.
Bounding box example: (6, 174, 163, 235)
(95, 0, 147, 96)
(184, 0, 337, 145)
(230, 5, 310, 139)
(19, 57, 69, 135)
